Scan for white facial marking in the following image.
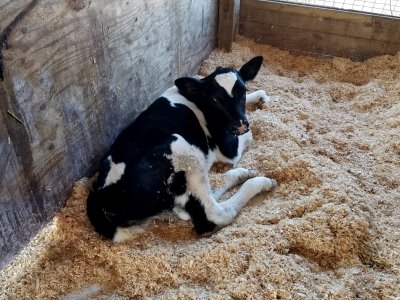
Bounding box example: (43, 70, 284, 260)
(103, 156, 126, 188)
(215, 72, 237, 97)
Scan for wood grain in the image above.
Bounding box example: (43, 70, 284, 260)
(240, 0, 400, 60)
(218, 0, 241, 51)
(0, 0, 217, 268)
(0, 0, 32, 32)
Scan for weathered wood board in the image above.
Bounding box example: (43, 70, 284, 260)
(239, 0, 400, 60)
(0, 0, 32, 31)
(0, 0, 217, 268)
(218, 0, 241, 51)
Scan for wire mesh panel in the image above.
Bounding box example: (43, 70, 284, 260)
(273, 0, 400, 17)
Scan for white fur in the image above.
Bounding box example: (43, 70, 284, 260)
(168, 134, 213, 199)
(173, 194, 190, 220)
(163, 86, 211, 137)
(213, 168, 257, 200)
(246, 90, 270, 104)
(216, 177, 276, 215)
(236, 131, 253, 164)
(113, 87, 276, 236)
(168, 134, 208, 171)
(204, 177, 276, 227)
(166, 134, 276, 228)
(173, 193, 188, 207)
(103, 156, 126, 188)
(113, 211, 180, 242)
(113, 225, 146, 242)
(173, 206, 191, 220)
(166, 89, 274, 229)
(215, 72, 237, 97)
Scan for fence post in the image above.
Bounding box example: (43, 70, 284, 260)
(218, 0, 240, 51)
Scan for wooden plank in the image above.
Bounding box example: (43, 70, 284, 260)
(0, 0, 39, 81)
(0, 0, 217, 268)
(178, 0, 218, 74)
(218, 0, 241, 51)
(0, 0, 32, 30)
(239, 0, 400, 60)
(0, 91, 50, 268)
(240, 19, 400, 60)
(233, 0, 241, 40)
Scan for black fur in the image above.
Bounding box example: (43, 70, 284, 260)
(87, 56, 264, 239)
(185, 195, 217, 235)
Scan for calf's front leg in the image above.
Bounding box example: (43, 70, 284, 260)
(213, 168, 257, 201)
(186, 167, 276, 236)
(246, 90, 270, 105)
(208, 176, 277, 229)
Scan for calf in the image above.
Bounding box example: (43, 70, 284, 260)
(87, 56, 277, 242)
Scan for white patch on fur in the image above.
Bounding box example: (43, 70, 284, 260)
(213, 168, 257, 200)
(173, 193, 191, 220)
(246, 90, 270, 104)
(166, 135, 262, 227)
(215, 72, 237, 97)
(207, 176, 276, 227)
(174, 193, 189, 207)
(113, 211, 179, 242)
(236, 131, 253, 163)
(168, 134, 216, 171)
(166, 135, 277, 229)
(113, 225, 146, 243)
(167, 134, 240, 227)
(163, 86, 211, 137)
(167, 135, 214, 207)
(173, 205, 191, 220)
(103, 156, 126, 188)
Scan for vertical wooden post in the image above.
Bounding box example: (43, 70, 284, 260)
(218, 0, 240, 52)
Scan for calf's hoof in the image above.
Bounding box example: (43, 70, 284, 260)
(245, 176, 277, 193)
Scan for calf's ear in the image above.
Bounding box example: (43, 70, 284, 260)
(239, 56, 263, 82)
(175, 77, 203, 96)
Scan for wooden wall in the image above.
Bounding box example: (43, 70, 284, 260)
(0, 0, 217, 267)
(239, 0, 400, 61)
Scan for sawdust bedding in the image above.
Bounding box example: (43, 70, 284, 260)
(1, 36, 399, 299)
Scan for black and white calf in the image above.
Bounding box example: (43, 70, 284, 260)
(87, 56, 277, 242)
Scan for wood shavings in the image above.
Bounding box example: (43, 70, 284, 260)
(1, 36, 399, 299)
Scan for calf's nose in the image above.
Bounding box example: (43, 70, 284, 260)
(236, 120, 249, 135)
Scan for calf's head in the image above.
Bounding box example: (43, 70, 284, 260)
(175, 56, 263, 136)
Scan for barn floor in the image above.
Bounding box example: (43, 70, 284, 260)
(1, 36, 400, 299)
